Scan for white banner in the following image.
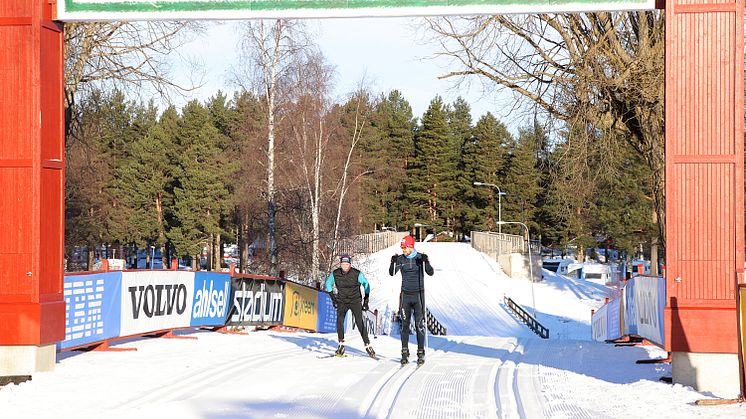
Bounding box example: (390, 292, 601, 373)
(58, 0, 657, 21)
(120, 271, 195, 336)
(634, 276, 663, 345)
(592, 303, 608, 342)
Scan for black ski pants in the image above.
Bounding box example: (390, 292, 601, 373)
(400, 291, 425, 351)
(336, 300, 370, 345)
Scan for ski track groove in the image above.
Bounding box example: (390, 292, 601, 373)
(384, 339, 461, 419)
(535, 341, 599, 419)
(511, 339, 543, 419)
(349, 338, 459, 419)
(113, 347, 298, 411)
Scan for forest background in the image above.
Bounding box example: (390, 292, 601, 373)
(63, 15, 664, 284)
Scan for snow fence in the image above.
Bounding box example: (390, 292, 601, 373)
(58, 269, 396, 351)
(591, 275, 666, 346)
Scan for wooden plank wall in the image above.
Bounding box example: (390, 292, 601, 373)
(0, 0, 64, 345)
(665, 0, 745, 353)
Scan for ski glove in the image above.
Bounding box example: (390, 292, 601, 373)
(419, 253, 429, 263)
(390, 254, 398, 264)
(331, 293, 338, 309)
(362, 295, 369, 311)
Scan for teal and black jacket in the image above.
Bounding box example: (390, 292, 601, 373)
(325, 267, 370, 303)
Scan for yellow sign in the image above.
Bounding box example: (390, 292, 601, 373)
(283, 282, 318, 331)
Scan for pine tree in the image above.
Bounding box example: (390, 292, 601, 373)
(446, 97, 472, 238)
(407, 96, 454, 230)
(168, 100, 237, 266)
(363, 90, 415, 230)
(503, 124, 544, 236)
(111, 101, 176, 266)
(462, 112, 512, 233)
(227, 90, 266, 273)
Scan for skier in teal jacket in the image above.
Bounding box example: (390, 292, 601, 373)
(325, 253, 376, 358)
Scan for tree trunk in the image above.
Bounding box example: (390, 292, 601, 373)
(155, 192, 168, 268)
(265, 21, 283, 277)
(650, 203, 660, 276)
(332, 98, 366, 262)
(240, 214, 250, 274)
(87, 245, 94, 271)
(215, 232, 222, 271)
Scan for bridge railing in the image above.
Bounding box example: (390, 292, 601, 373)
(334, 231, 408, 256)
(504, 295, 549, 339)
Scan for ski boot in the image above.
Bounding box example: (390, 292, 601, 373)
(335, 343, 346, 357)
(416, 349, 425, 366)
(365, 345, 377, 360)
(400, 347, 410, 365)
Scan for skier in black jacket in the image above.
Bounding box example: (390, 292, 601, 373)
(389, 235, 434, 365)
(324, 253, 376, 358)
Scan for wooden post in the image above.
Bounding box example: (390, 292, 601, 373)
(0, 0, 65, 377)
(665, 0, 745, 395)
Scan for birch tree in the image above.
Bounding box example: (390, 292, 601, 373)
(236, 20, 311, 276)
(281, 50, 335, 283)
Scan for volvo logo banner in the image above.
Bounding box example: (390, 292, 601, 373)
(120, 271, 194, 336)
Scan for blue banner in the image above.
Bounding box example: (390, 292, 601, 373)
(316, 292, 339, 333)
(59, 272, 122, 350)
(190, 272, 232, 327)
(657, 277, 666, 346)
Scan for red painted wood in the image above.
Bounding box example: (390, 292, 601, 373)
(665, 0, 745, 353)
(0, 0, 64, 345)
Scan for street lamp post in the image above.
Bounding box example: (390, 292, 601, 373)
(473, 182, 507, 234)
(496, 220, 538, 320)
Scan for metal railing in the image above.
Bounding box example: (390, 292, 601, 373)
(472, 231, 523, 257)
(504, 295, 549, 339)
(425, 308, 447, 335)
(335, 231, 408, 256)
(393, 307, 447, 336)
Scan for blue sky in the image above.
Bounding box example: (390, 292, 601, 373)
(171, 18, 520, 129)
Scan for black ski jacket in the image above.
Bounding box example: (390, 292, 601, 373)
(389, 252, 434, 293)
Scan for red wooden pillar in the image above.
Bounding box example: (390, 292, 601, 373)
(665, 0, 745, 395)
(0, 0, 65, 376)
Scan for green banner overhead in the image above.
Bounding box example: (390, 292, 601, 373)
(58, 0, 657, 21)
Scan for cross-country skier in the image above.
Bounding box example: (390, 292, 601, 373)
(389, 235, 434, 365)
(325, 253, 376, 359)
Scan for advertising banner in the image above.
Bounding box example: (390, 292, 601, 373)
(379, 304, 393, 336)
(624, 278, 638, 336)
(119, 271, 195, 336)
(634, 275, 665, 346)
(592, 303, 608, 342)
(59, 1, 657, 21)
(190, 272, 232, 327)
(283, 282, 318, 331)
(606, 297, 622, 341)
(316, 292, 338, 334)
(346, 308, 377, 339)
(227, 277, 285, 326)
(59, 272, 122, 350)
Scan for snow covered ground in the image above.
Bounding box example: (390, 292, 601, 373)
(3, 243, 745, 418)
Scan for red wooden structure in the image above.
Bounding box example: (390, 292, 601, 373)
(0, 0, 65, 354)
(664, 0, 745, 355)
